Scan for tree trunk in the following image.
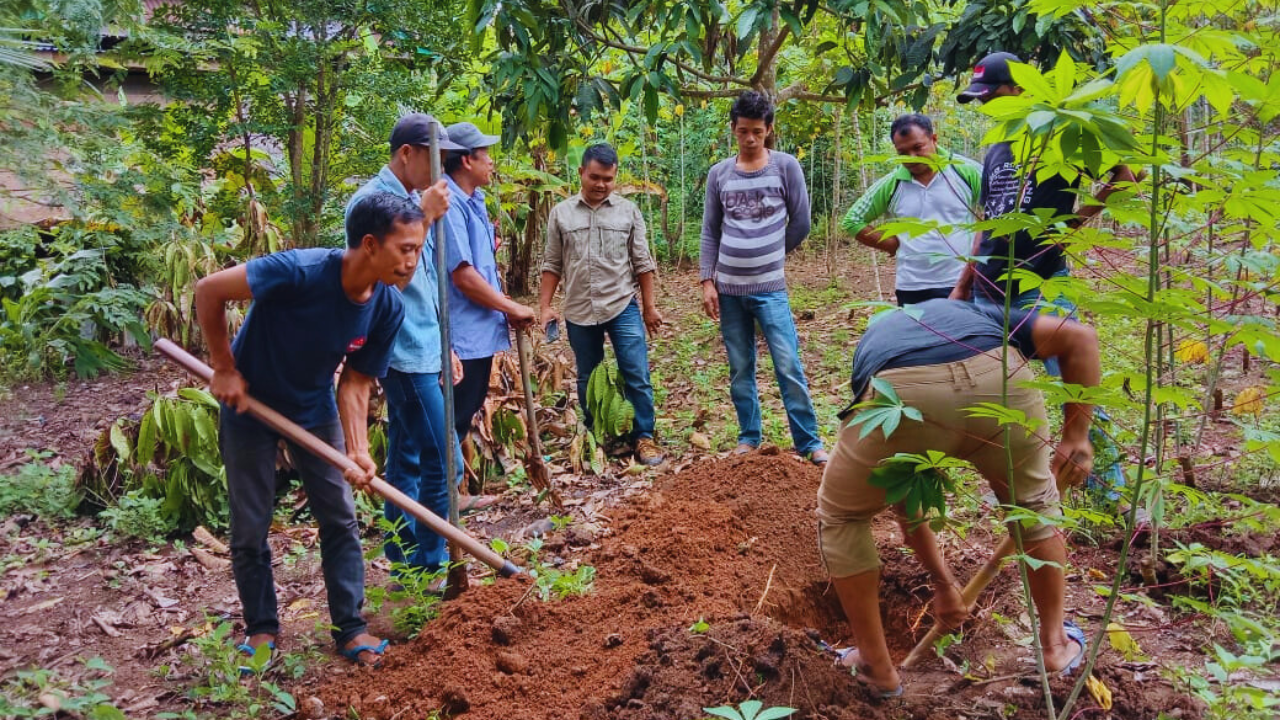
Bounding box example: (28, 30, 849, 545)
(827, 108, 843, 279)
(284, 88, 308, 246)
(758, 10, 779, 149)
(306, 50, 341, 248)
(851, 109, 884, 301)
(508, 148, 547, 295)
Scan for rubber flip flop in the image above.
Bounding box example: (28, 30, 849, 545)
(832, 646, 904, 700)
(339, 638, 389, 668)
(805, 449, 831, 466)
(1059, 621, 1088, 678)
(459, 495, 498, 514)
(236, 639, 276, 675)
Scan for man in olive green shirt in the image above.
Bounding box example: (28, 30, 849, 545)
(540, 143, 664, 465)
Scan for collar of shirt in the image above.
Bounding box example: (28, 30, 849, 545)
(575, 192, 617, 210)
(374, 165, 417, 201)
(445, 174, 487, 212)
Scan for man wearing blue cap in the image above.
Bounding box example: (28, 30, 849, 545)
(441, 122, 537, 476)
(345, 112, 461, 577)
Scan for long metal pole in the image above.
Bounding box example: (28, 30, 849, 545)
(427, 122, 463, 574)
(153, 339, 519, 576)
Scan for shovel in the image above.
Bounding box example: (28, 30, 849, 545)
(514, 328, 563, 508)
(154, 338, 521, 579)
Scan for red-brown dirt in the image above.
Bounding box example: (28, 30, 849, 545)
(302, 453, 1203, 720)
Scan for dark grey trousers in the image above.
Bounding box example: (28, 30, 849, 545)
(219, 414, 367, 647)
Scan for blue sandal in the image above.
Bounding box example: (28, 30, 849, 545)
(236, 639, 276, 675)
(1059, 621, 1088, 677)
(339, 638, 389, 668)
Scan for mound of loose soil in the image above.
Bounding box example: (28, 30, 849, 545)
(303, 454, 1198, 719)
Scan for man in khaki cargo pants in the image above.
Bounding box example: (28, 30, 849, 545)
(817, 299, 1100, 697)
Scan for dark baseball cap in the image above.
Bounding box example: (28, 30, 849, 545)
(390, 113, 465, 151)
(957, 52, 1021, 104)
(445, 122, 500, 151)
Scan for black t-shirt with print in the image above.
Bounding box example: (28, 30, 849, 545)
(974, 142, 1079, 301)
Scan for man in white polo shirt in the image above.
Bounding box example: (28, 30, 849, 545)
(841, 114, 981, 306)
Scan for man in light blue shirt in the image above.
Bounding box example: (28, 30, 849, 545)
(345, 112, 464, 574)
(442, 122, 537, 445)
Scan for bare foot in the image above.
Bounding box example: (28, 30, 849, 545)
(933, 582, 968, 629)
(1042, 630, 1084, 674)
(837, 647, 901, 695)
(341, 632, 388, 667)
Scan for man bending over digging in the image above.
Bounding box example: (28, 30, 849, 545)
(195, 192, 433, 669)
(816, 299, 1099, 697)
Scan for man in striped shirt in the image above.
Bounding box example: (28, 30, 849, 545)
(700, 91, 827, 464)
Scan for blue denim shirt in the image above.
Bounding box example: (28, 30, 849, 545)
(442, 175, 510, 360)
(344, 165, 442, 374)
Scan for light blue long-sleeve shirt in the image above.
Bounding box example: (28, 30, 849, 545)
(344, 165, 443, 375)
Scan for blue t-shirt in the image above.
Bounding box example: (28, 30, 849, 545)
(229, 248, 404, 427)
(443, 175, 510, 360)
(345, 166, 443, 374)
(848, 300, 1041, 402)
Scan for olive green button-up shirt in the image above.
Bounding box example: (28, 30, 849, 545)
(542, 192, 657, 326)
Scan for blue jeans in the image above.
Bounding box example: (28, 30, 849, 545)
(567, 298, 656, 438)
(382, 369, 463, 572)
(220, 414, 366, 647)
(719, 290, 822, 454)
(976, 270, 1127, 501)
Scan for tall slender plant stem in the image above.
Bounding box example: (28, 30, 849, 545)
(998, 132, 1057, 719)
(1057, 11, 1168, 715)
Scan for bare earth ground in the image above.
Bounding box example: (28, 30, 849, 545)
(0, 246, 1272, 718)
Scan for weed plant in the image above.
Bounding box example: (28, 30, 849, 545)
(0, 452, 81, 519)
(98, 489, 170, 544)
(365, 517, 445, 638)
(0, 657, 124, 719)
(159, 621, 296, 719)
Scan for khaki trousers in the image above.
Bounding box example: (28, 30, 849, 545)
(817, 351, 1060, 577)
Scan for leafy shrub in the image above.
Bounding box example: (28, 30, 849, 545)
(79, 388, 228, 531)
(98, 490, 172, 543)
(0, 452, 81, 519)
(366, 517, 445, 638)
(0, 657, 124, 720)
(164, 620, 296, 716)
(0, 240, 151, 379)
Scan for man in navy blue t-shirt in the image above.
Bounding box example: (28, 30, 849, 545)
(194, 192, 421, 669)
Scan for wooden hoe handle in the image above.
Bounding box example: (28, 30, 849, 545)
(900, 535, 1017, 668)
(154, 338, 521, 578)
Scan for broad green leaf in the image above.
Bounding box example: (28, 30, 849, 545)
(1007, 61, 1056, 101)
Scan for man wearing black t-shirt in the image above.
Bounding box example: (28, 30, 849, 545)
(949, 52, 1136, 306)
(950, 52, 1134, 503)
